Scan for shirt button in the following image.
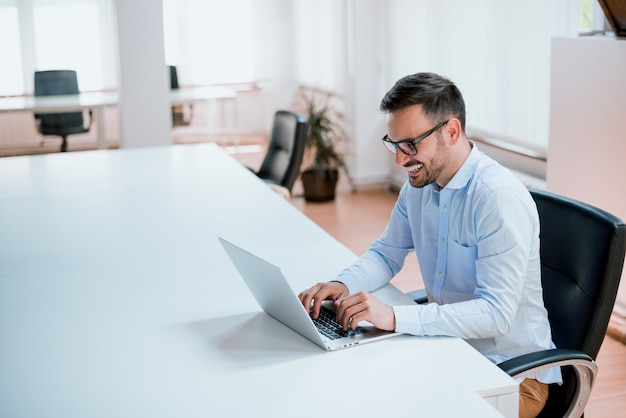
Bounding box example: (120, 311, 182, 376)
(440, 238, 446, 245)
(442, 205, 448, 211)
(437, 272, 443, 278)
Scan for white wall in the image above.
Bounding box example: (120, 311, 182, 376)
(547, 36, 626, 313)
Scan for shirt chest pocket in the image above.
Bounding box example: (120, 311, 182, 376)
(446, 241, 478, 295)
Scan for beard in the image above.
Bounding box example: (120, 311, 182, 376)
(408, 163, 442, 188)
(407, 135, 449, 188)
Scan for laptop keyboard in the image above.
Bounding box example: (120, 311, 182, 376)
(312, 306, 369, 340)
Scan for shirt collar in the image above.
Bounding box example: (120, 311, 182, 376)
(432, 140, 481, 191)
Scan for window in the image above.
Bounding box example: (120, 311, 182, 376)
(0, 2, 22, 96)
(293, 0, 347, 92)
(162, 0, 256, 86)
(386, 0, 579, 152)
(0, 0, 116, 96)
(580, 0, 608, 34)
(33, 0, 104, 91)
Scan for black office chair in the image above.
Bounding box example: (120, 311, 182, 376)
(252, 110, 308, 193)
(407, 189, 626, 418)
(34, 70, 93, 152)
(169, 65, 193, 127)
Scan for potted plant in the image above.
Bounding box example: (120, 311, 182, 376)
(299, 90, 351, 202)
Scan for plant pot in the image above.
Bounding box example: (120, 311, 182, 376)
(301, 168, 338, 202)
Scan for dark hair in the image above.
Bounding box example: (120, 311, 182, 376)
(380, 72, 466, 132)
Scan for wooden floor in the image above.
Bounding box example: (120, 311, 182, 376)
(291, 188, 626, 418)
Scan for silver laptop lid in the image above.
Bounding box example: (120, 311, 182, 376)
(219, 237, 327, 348)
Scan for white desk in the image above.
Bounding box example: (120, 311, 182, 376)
(169, 85, 236, 105)
(170, 85, 238, 135)
(0, 91, 118, 149)
(0, 86, 237, 150)
(0, 144, 518, 417)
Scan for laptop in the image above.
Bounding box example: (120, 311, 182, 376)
(218, 237, 417, 351)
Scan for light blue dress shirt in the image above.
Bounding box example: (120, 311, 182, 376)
(337, 143, 561, 384)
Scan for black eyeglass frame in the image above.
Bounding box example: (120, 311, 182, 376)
(381, 120, 449, 156)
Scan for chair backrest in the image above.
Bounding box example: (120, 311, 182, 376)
(169, 65, 179, 90)
(169, 65, 193, 127)
(533, 189, 626, 357)
(531, 189, 626, 417)
(35, 70, 80, 96)
(256, 110, 308, 191)
(34, 70, 85, 135)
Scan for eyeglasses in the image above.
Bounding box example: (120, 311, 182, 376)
(381, 120, 448, 156)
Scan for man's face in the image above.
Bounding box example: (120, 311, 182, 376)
(386, 105, 450, 188)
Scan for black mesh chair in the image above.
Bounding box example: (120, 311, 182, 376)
(252, 110, 308, 193)
(408, 189, 626, 418)
(34, 70, 92, 152)
(169, 65, 193, 127)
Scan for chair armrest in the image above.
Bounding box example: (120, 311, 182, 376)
(406, 288, 428, 304)
(498, 348, 594, 378)
(498, 348, 597, 418)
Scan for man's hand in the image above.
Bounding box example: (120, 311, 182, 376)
(298, 282, 349, 319)
(335, 291, 396, 332)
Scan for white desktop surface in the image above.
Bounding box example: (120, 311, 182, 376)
(0, 86, 234, 113)
(0, 91, 118, 149)
(0, 144, 517, 417)
(170, 85, 236, 105)
(0, 86, 236, 149)
(0, 91, 118, 114)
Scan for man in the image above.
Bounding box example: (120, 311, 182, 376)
(298, 72, 561, 418)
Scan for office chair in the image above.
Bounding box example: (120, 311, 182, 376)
(34, 70, 93, 152)
(252, 110, 308, 193)
(407, 189, 626, 418)
(169, 65, 193, 127)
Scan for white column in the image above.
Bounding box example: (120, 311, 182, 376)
(115, 0, 171, 148)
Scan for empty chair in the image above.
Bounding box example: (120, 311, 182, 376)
(34, 70, 92, 152)
(253, 110, 308, 193)
(169, 65, 193, 127)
